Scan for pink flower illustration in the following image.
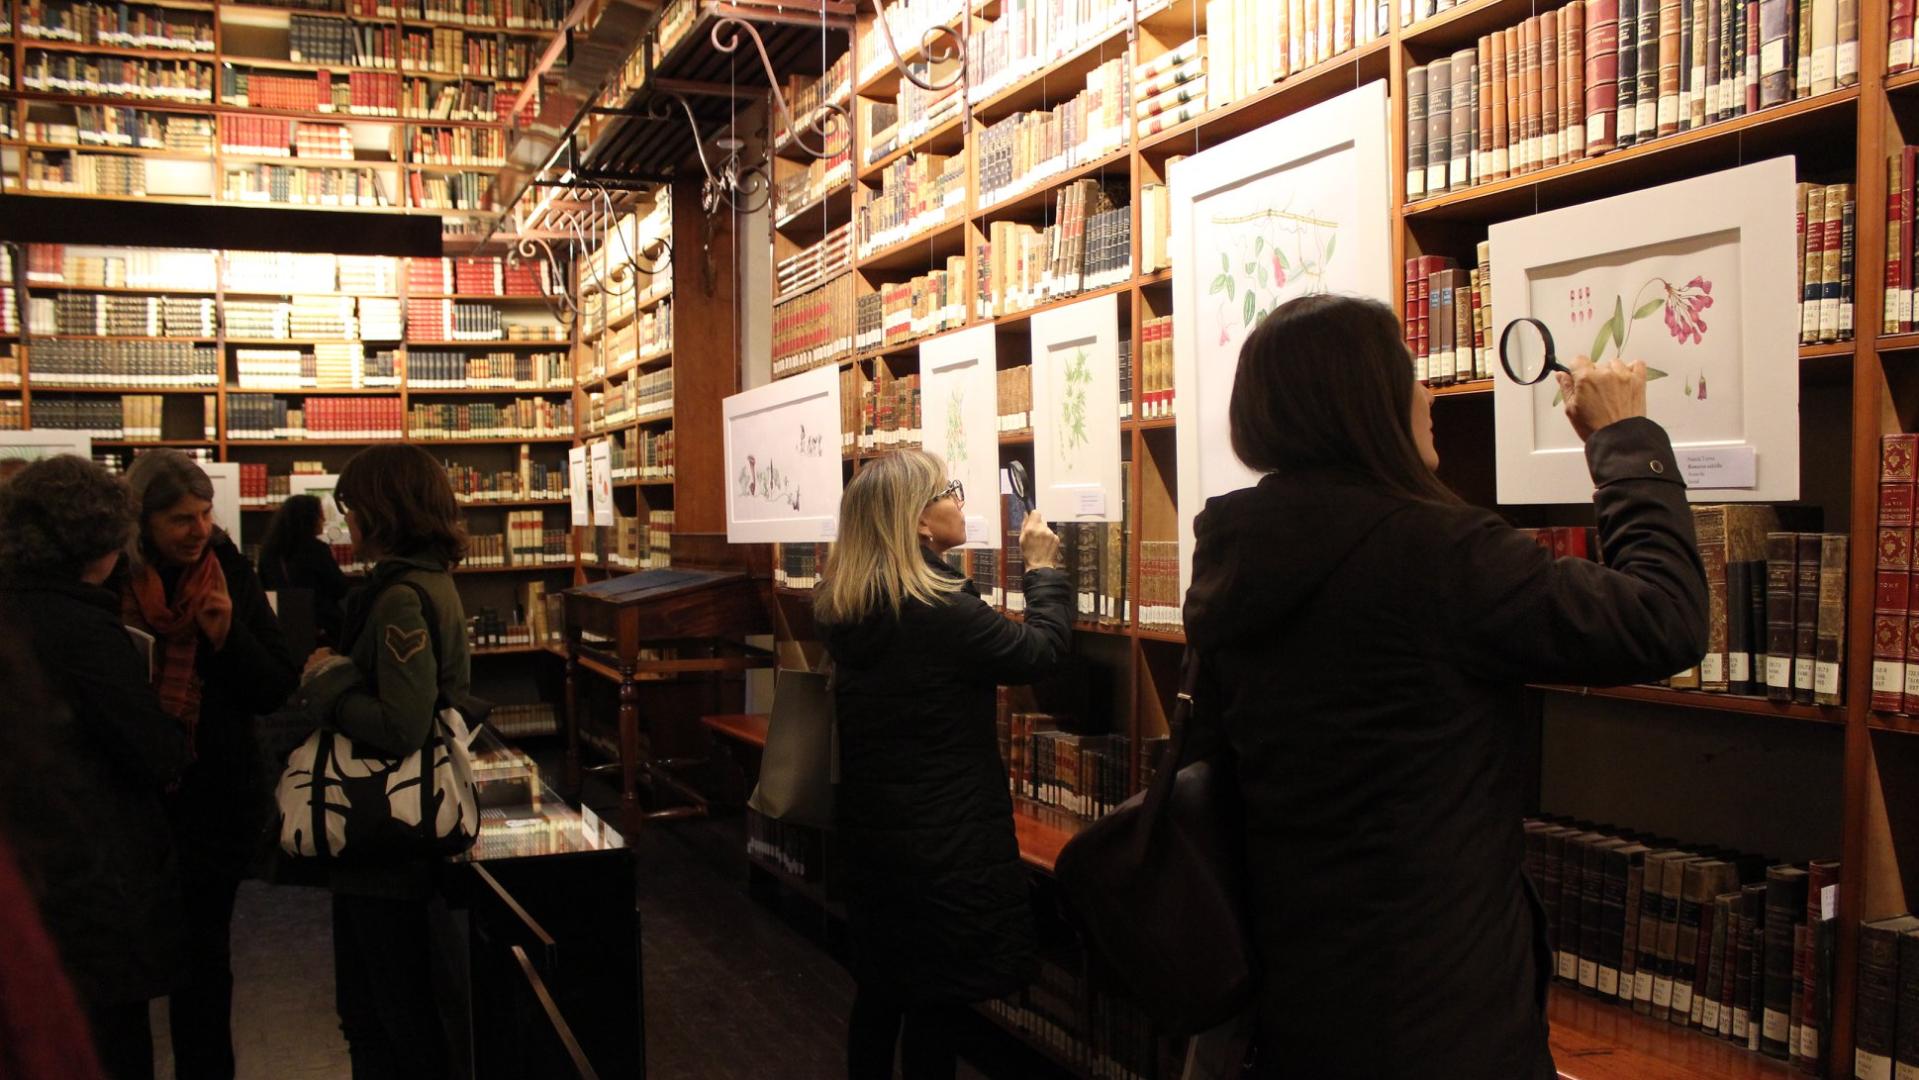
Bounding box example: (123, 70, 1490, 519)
(1271, 254, 1287, 289)
(1661, 276, 1714, 345)
(1218, 326, 1231, 346)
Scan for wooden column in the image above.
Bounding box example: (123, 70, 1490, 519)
(670, 172, 743, 536)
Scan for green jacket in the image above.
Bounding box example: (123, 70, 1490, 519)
(300, 554, 470, 759)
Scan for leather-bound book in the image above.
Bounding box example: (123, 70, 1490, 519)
(1636, 850, 1686, 1012)
(1761, 865, 1808, 1058)
(1737, 883, 1767, 1047)
(1726, 505, 1781, 695)
(1599, 843, 1648, 998)
(1618, 844, 1659, 1003)
(1797, 858, 1840, 1066)
(1557, 831, 1600, 981)
(1793, 532, 1822, 704)
(1586, 0, 1622, 152)
(1854, 914, 1919, 1080)
(1814, 535, 1848, 705)
(1765, 532, 1799, 702)
(1893, 923, 1919, 1080)
(1617, 0, 1640, 147)
(1579, 836, 1629, 991)
(1675, 858, 1732, 1023)
(1700, 892, 1733, 1032)
(1651, 853, 1697, 1018)
(1693, 505, 1731, 690)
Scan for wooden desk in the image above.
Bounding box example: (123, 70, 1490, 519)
(700, 713, 770, 748)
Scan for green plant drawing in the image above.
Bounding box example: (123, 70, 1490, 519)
(944, 389, 967, 469)
(1204, 204, 1340, 348)
(1056, 347, 1092, 467)
(1553, 274, 1712, 404)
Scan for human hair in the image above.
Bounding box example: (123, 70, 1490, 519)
(124, 448, 224, 565)
(259, 494, 323, 575)
(813, 449, 965, 626)
(1229, 293, 1460, 504)
(335, 444, 465, 567)
(0, 455, 138, 579)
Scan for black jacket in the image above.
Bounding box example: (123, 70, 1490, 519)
(1182, 418, 1708, 1080)
(159, 535, 300, 879)
(0, 576, 190, 1005)
(824, 551, 1073, 1004)
(260, 534, 348, 647)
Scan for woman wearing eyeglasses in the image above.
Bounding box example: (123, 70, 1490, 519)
(815, 450, 1070, 1080)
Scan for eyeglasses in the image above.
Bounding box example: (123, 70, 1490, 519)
(931, 479, 965, 508)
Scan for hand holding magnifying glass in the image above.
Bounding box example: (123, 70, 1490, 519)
(1497, 317, 1650, 442)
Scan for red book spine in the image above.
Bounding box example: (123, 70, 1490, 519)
(1586, 0, 1622, 153)
(1896, 0, 1915, 73)
(1882, 435, 1919, 712)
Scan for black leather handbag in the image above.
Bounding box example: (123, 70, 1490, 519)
(1053, 647, 1258, 1036)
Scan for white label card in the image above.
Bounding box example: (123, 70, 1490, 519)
(1073, 490, 1108, 518)
(1678, 447, 1758, 489)
(965, 515, 992, 545)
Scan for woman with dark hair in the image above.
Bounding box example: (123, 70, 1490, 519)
(296, 443, 469, 1078)
(1180, 294, 1708, 1079)
(259, 493, 348, 646)
(120, 449, 297, 1080)
(0, 454, 188, 1079)
(815, 449, 1070, 1080)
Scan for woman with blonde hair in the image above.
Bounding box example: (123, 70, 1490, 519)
(817, 449, 1071, 1080)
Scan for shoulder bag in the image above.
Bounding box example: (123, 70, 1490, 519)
(275, 579, 488, 863)
(746, 665, 837, 830)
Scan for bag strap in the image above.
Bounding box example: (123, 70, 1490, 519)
(384, 577, 447, 845)
(311, 730, 335, 859)
(1137, 646, 1204, 827)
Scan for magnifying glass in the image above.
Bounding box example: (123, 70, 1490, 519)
(1498, 317, 1570, 386)
(1006, 460, 1033, 520)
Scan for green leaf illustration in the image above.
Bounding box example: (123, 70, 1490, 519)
(1633, 296, 1666, 320)
(1209, 274, 1230, 295)
(1243, 289, 1255, 327)
(1224, 276, 1236, 300)
(1276, 249, 1290, 270)
(1646, 366, 1669, 380)
(1254, 236, 1265, 255)
(1323, 234, 1336, 263)
(1589, 312, 1618, 364)
(1221, 252, 1229, 272)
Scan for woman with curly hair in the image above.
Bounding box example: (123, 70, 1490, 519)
(0, 454, 189, 1079)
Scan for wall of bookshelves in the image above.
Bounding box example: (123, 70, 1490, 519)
(748, 0, 1919, 1074)
(0, 0, 554, 235)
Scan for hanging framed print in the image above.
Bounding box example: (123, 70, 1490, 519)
(1030, 292, 1123, 522)
(1170, 79, 1394, 592)
(1490, 157, 1799, 504)
(286, 474, 349, 546)
(921, 324, 1004, 548)
(199, 462, 242, 542)
(0, 430, 92, 477)
(589, 439, 614, 527)
(723, 364, 844, 543)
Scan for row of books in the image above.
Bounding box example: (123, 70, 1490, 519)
(1405, 247, 1493, 385)
(580, 509, 674, 571)
(1138, 314, 1174, 420)
(28, 394, 206, 440)
(1852, 911, 1919, 1079)
(406, 0, 564, 28)
(856, 151, 967, 259)
(227, 394, 404, 439)
(402, 77, 514, 121)
(855, 0, 963, 86)
(984, 969, 1175, 1080)
(1132, 39, 1205, 141)
(499, 510, 571, 566)
(24, 245, 217, 290)
(439, 451, 569, 503)
(403, 125, 507, 166)
(29, 340, 219, 386)
(398, 27, 529, 79)
(606, 427, 675, 481)
(0, 402, 24, 431)
(878, 259, 970, 350)
(775, 224, 851, 301)
(999, 709, 1135, 822)
(1193, 0, 1391, 120)
(217, 116, 355, 159)
(1137, 539, 1183, 630)
(601, 303, 672, 370)
(21, 52, 215, 103)
(222, 163, 391, 207)
(406, 300, 560, 341)
(582, 368, 672, 432)
(236, 460, 331, 506)
(772, 149, 852, 224)
(23, 0, 214, 51)
(22, 106, 213, 152)
(406, 398, 572, 439)
(233, 346, 400, 389)
(285, 15, 398, 67)
(1795, 181, 1857, 345)
(854, 369, 921, 451)
(861, 75, 962, 171)
(976, 56, 1130, 208)
(963, 0, 1131, 106)
(28, 293, 216, 340)
(1406, 0, 1859, 203)
(408, 255, 545, 297)
(745, 805, 827, 880)
(975, 181, 1130, 318)
(480, 703, 558, 738)
(404, 170, 494, 211)
(224, 296, 392, 340)
(24, 150, 148, 197)
(1525, 818, 1839, 1070)
(774, 51, 852, 156)
(404, 350, 567, 388)
(771, 274, 857, 376)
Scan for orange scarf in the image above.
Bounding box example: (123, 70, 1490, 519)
(124, 552, 226, 743)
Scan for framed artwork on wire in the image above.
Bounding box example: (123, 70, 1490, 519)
(0, 431, 93, 479)
(1030, 292, 1123, 523)
(1489, 157, 1799, 504)
(722, 365, 844, 543)
(286, 474, 349, 547)
(921, 324, 1004, 548)
(1170, 79, 1395, 592)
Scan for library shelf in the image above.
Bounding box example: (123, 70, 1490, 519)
(1125, 416, 1177, 431)
(15, 142, 219, 161)
(223, 338, 383, 346)
(1431, 379, 1494, 397)
(409, 434, 576, 444)
(8, 189, 217, 207)
(974, 143, 1132, 222)
(1543, 988, 1794, 1080)
(1531, 683, 1844, 725)
(219, 290, 398, 299)
(971, 277, 1137, 336)
(854, 13, 968, 99)
(224, 385, 400, 395)
(216, 152, 397, 169)
(453, 497, 570, 508)
(406, 339, 569, 348)
(620, 477, 676, 487)
(1011, 804, 1076, 873)
(1798, 341, 1857, 360)
(998, 429, 1033, 445)
(229, 436, 386, 445)
(451, 563, 575, 576)
(1399, 0, 1543, 50)
(19, 40, 216, 60)
(856, 215, 969, 274)
(1135, 626, 1186, 645)
(773, 269, 852, 307)
(773, 179, 855, 237)
(404, 160, 509, 173)
(1877, 333, 1919, 353)
(6, 90, 509, 129)
(579, 309, 636, 346)
(406, 293, 555, 302)
(857, 112, 967, 185)
(1867, 713, 1919, 736)
(1137, 267, 1174, 288)
(1136, 38, 1395, 156)
(470, 642, 556, 657)
(16, 283, 219, 296)
(969, 1000, 1086, 1078)
(404, 385, 575, 395)
(30, 335, 219, 344)
(29, 384, 211, 395)
(1887, 69, 1919, 95)
(1401, 87, 1860, 223)
(216, 1, 376, 20)
(969, 13, 1134, 125)
(91, 438, 219, 446)
(220, 55, 401, 76)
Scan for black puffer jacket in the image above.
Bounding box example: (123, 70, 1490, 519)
(1182, 417, 1708, 1080)
(824, 549, 1072, 1004)
(0, 577, 190, 1005)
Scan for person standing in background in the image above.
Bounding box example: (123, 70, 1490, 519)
(121, 450, 298, 1080)
(0, 455, 188, 1079)
(259, 493, 350, 647)
(815, 450, 1072, 1080)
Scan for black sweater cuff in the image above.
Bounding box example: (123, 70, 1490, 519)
(1584, 416, 1685, 489)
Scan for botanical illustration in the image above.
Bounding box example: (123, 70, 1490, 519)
(1203, 205, 1340, 347)
(1559, 274, 1716, 402)
(795, 424, 828, 458)
(736, 454, 802, 511)
(1055, 347, 1092, 465)
(944, 389, 967, 470)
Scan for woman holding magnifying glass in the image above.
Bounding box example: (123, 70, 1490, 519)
(1178, 294, 1706, 1079)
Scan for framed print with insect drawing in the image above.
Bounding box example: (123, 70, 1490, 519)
(723, 364, 844, 543)
(1170, 79, 1394, 592)
(921, 324, 1004, 548)
(1489, 157, 1799, 504)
